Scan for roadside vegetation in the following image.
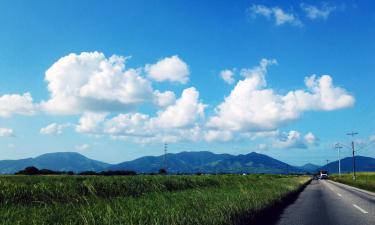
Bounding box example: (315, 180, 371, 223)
(330, 172, 375, 193)
(0, 174, 309, 225)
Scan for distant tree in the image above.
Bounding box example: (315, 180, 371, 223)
(15, 166, 40, 175)
(67, 171, 74, 175)
(159, 168, 167, 175)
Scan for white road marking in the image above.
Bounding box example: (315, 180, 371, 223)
(353, 204, 368, 214)
(337, 193, 342, 197)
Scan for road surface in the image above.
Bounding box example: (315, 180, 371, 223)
(276, 179, 375, 225)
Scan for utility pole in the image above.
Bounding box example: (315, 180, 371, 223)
(347, 132, 358, 180)
(335, 143, 343, 177)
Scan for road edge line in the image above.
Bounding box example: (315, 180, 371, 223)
(327, 180, 375, 198)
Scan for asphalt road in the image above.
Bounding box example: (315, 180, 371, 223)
(276, 179, 375, 225)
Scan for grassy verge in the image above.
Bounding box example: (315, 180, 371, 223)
(0, 175, 309, 225)
(330, 172, 375, 193)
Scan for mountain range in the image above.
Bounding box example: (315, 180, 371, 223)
(0, 151, 374, 175)
(297, 163, 321, 173)
(322, 156, 375, 173)
(0, 152, 110, 174)
(106, 151, 304, 174)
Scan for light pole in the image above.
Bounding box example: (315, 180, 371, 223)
(335, 143, 343, 177)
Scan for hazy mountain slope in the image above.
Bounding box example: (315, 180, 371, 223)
(0, 152, 110, 174)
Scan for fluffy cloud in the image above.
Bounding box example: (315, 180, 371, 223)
(240, 58, 277, 79)
(300, 3, 337, 20)
(0, 128, 14, 137)
(78, 87, 206, 143)
(76, 112, 108, 133)
(145, 55, 189, 84)
(248, 5, 302, 26)
(1, 51, 354, 146)
(153, 90, 176, 107)
(285, 75, 355, 111)
(152, 87, 206, 129)
(273, 130, 317, 149)
(40, 123, 70, 135)
(104, 113, 152, 138)
(207, 59, 354, 132)
(220, 69, 235, 84)
(0, 93, 35, 117)
(41, 52, 154, 114)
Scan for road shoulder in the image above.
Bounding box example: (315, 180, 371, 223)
(327, 180, 375, 197)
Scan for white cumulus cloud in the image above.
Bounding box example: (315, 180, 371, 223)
(145, 55, 189, 84)
(0, 93, 35, 117)
(104, 113, 152, 138)
(153, 90, 176, 108)
(152, 87, 206, 129)
(207, 59, 354, 132)
(76, 112, 108, 134)
(41, 52, 154, 115)
(78, 87, 206, 143)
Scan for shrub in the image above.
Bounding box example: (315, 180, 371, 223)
(159, 168, 167, 175)
(15, 166, 40, 175)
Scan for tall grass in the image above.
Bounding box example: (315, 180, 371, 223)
(330, 172, 375, 192)
(0, 175, 309, 225)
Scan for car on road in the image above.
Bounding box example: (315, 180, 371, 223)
(319, 170, 328, 179)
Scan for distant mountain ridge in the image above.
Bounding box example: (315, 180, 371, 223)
(0, 152, 110, 174)
(106, 151, 304, 174)
(297, 163, 321, 173)
(322, 156, 375, 173)
(1, 151, 374, 175)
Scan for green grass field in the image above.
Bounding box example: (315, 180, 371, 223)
(0, 174, 309, 225)
(330, 172, 375, 193)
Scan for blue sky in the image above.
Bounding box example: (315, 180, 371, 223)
(0, 0, 374, 166)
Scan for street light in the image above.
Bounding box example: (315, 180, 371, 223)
(335, 143, 343, 177)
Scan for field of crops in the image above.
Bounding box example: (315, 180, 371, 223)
(330, 172, 375, 193)
(0, 174, 309, 225)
